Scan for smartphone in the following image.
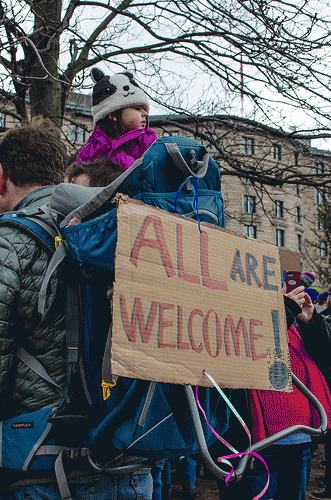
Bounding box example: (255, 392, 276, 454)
(285, 271, 301, 293)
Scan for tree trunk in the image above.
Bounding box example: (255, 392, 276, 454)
(29, 0, 63, 127)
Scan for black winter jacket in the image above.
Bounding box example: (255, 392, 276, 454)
(0, 186, 67, 420)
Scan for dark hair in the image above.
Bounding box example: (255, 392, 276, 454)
(65, 157, 124, 187)
(0, 116, 67, 186)
(96, 110, 125, 138)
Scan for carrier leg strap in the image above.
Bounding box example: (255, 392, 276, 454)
(55, 451, 72, 500)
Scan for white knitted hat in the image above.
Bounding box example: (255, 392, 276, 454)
(91, 68, 149, 123)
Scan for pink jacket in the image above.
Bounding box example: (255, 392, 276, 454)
(75, 126, 158, 171)
(248, 325, 331, 442)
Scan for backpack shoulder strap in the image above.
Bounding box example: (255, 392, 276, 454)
(0, 211, 57, 254)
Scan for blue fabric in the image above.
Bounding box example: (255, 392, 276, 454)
(273, 432, 312, 445)
(3, 470, 153, 500)
(151, 460, 171, 500)
(244, 443, 311, 500)
(64, 189, 224, 272)
(0, 407, 54, 470)
(178, 457, 197, 491)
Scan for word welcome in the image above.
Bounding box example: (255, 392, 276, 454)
(119, 294, 270, 361)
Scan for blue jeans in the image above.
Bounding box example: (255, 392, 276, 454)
(177, 457, 197, 491)
(3, 470, 153, 500)
(244, 443, 311, 500)
(151, 460, 171, 500)
(217, 443, 311, 500)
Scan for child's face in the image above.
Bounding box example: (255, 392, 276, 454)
(119, 106, 148, 133)
(70, 173, 91, 187)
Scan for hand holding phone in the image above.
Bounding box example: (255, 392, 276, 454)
(285, 271, 301, 293)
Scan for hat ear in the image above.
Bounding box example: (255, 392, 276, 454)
(122, 71, 134, 80)
(122, 71, 139, 88)
(90, 68, 105, 83)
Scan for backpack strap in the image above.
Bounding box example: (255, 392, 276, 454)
(17, 347, 64, 395)
(164, 143, 209, 179)
(0, 208, 68, 316)
(0, 212, 56, 254)
(60, 157, 144, 227)
(38, 242, 68, 315)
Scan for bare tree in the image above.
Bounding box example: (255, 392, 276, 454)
(153, 114, 331, 194)
(2, 0, 331, 132)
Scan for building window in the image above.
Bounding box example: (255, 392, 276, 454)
(298, 234, 302, 252)
(274, 200, 284, 218)
(296, 206, 301, 223)
(318, 241, 327, 257)
(241, 166, 251, 185)
(276, 229, 285, 247)
(316, 189, 324, 205)
(317, 216, 324, 230)
(244, 225, 257, 239)
(242, 137, 254, 156)
(272, 144, 282, 161)
(163, 130, 179, 137)
(70, 124, 85, 144)
(273, 171, 283, 189)
(244, 195, 256, 213)
(294, 152, 299, 166)
(316, 162, 325, 176)
(0, 113, 5, 128)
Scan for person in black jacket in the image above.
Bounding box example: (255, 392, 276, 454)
(0, 117, 153, 500)
(288, 285, 331, 500)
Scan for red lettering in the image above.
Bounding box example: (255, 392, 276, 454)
(177, 224, 200, 284)
(130, 215, 176, 277)
(224, 315, 235, 356)
(200, 230, 228, 290)
(159, 303, 176, 349)
(250, 319, 266, 360)
(120, 295, 158, 343)
(224, 315, 251, 357)
(188, 309, 204, 353)
(233, 317, 251, 357)
(203, 310, 222, 358)
(177, 305, 190, 350)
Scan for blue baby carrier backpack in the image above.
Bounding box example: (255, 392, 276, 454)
(0, 136, 327, 499)
(0, 137, 231, 498)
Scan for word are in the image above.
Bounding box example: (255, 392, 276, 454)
(130, 214, 278, 292)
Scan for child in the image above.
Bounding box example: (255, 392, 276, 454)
(65, 157, 124, 187)
(75, 67, 158, 170)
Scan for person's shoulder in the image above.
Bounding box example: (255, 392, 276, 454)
(14, 185, 55, 212)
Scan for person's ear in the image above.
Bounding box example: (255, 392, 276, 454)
(0, 165, 8, 196)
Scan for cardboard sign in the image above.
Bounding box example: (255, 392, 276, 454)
(112, 196, 291, 391)
(279, 248, 301, 276)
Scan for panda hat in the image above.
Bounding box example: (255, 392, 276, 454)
(91, 68, 149, 124)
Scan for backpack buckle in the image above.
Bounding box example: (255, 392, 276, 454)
(64, 447, 91, 459)
(55, 236, 62, 248)
(102, 379, 117, 400)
